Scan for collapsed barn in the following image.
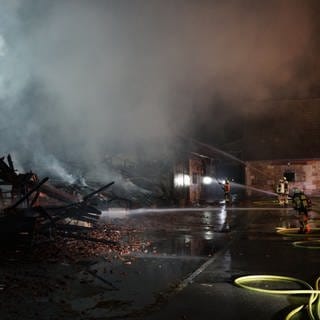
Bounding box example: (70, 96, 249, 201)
(0, 154, 117, 246)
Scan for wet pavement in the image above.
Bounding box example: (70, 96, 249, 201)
(101, 202, 320, 320)
(2, 201, 320, 319)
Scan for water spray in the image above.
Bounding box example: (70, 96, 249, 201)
(191, 151, 277, 197)
(187, 137, 271, 179)
(190, 147, 278, 203)
(101, 207, 287, 220)
(231, 181, 277, 196)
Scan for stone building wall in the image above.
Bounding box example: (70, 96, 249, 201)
(245, 159, 320, 197)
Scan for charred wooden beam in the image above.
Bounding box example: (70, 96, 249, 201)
(82, 181, 115, 202)
(7, 177, 49, 210)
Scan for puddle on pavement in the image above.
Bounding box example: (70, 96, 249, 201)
(101, 208, 237, 257)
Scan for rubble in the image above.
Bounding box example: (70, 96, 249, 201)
(0, 153, 153, 262)
(0, 154, 166, 319)
(0, 154, 118, 246)
(0, 216, 154, 319)
(0, 151, 225, 320)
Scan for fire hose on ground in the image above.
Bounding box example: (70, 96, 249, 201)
(234, 227, 320, 320)
(234, 274, 320, 320)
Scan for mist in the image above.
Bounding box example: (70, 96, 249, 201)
(0, 0, 319, 179)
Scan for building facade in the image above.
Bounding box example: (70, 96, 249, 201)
(241, 102, 320, 197)
(245, 158, 320, 197)
(173, 156, 208, 206)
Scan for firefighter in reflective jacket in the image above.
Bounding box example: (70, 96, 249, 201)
(283, 177, 289, 205)
(276, 178, 285, 205)
(292, 188, 311, 233)
(276, 177, 289, 206)
(224, 179, 231, 204)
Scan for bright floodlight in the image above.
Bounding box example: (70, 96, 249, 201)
(174, 174, 191, 187)
(203, 176, 213, 185)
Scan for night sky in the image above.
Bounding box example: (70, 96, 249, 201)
(1, 0, 320, 177)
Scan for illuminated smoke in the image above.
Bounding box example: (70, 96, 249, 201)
(37, 154, 76, 184)
(0, 0, 319, 175)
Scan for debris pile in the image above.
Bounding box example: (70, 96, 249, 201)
(0, 219, 152, 320)
(0, 223, 148, 262)
(0, 154, 114, 246)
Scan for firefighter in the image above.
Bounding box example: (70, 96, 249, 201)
(276, 178, 285, 205)
(283, 177, 289, 206)
(224, 179, 231, 204)
(291, 188, 311, 233)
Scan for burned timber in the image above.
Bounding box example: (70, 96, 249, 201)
(0, 154, 117, 247)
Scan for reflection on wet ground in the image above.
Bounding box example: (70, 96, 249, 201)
(102, 205, 283, 258)
(95, 205, 320, 319)
(3, 204, 320, 320)
(102, 205, 320, 258)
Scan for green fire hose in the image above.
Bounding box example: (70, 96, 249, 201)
(234, 227, 320, 319)
(234, 274, 320, 320)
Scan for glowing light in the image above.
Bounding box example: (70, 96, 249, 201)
(219, 205, 227, 225)
(174, 174, 190, 187)
(203, 231, 214, 240)
(184, 235, 192, 243)
(202, 176, 213, 184)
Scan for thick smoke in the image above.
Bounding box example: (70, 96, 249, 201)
(0, 0, 319, 178)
